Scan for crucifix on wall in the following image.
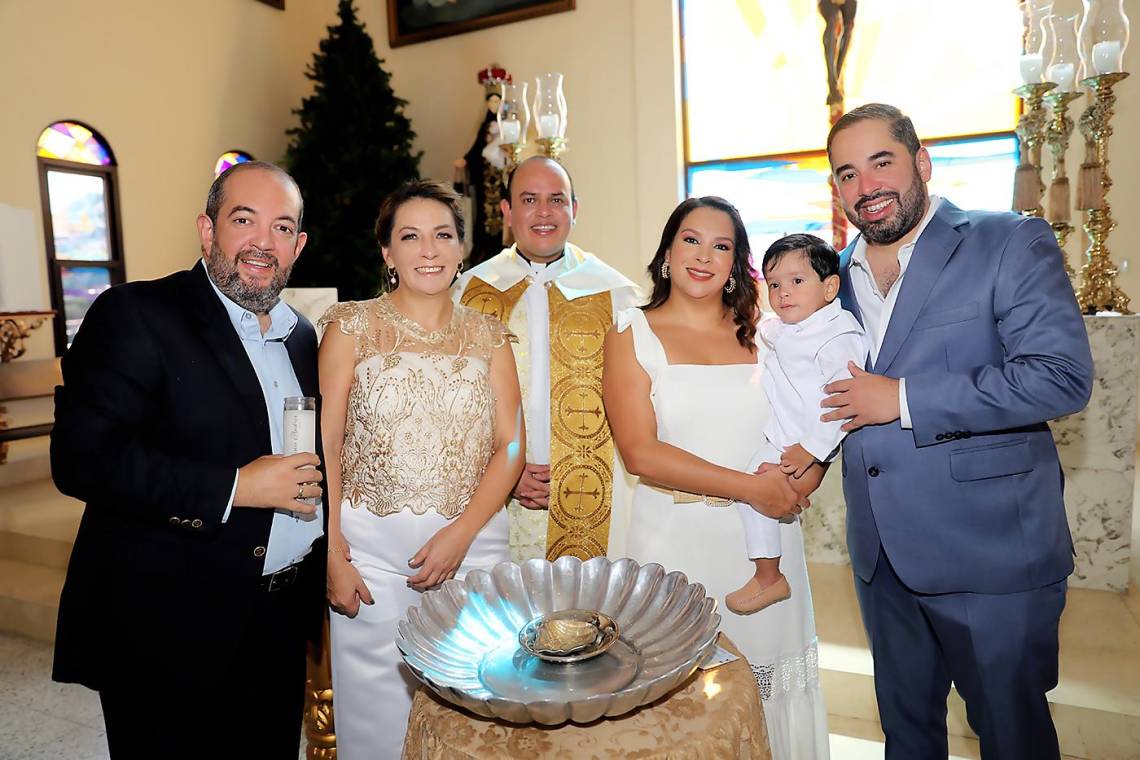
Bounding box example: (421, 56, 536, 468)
(819, 0, 858, 249)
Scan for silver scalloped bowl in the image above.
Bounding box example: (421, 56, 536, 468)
(395, 556, 721, 725)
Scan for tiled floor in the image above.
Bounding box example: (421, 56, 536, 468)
(0, 634, 107, 760)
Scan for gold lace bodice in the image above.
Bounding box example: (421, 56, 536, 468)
(318, 296, 515, 519)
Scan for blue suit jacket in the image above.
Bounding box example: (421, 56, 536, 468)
(837, 200, 1093, 594)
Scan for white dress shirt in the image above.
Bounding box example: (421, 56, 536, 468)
(847, 196, 942, 429)
(205, 265, 324, 574)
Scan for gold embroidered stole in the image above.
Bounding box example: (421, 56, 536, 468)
(545, 287, 613, 560)
(460, 276, 614, 560)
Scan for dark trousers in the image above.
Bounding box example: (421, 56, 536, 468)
(855, 548, 1065, 760)
(99, 576, 310, 760)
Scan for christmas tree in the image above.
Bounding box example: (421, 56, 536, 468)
(284, 0, 421, 300)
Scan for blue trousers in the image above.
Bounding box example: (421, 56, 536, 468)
(855, 549, 1065, 759)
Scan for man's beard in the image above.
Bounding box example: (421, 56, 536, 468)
(845, 169, 928, 246)
(204, 242, 292, 313)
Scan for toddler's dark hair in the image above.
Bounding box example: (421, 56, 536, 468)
(761, 233, 839, 281)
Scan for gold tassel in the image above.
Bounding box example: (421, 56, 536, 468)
(1013, 164, 1043, 212)
(1047, 177, 1071, 222)
(1076, 162, 1104, 210)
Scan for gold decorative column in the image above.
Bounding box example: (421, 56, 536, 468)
(1043, 88, 1083, 282)
(1075, 72, 1131, 314)
(0, 310, 54, 465)
(303, 613, 336, 759)
(1012, 82, 1057, 216)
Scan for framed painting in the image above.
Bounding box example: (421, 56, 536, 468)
(387, 0, 575, 48)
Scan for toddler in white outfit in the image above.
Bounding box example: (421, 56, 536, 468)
(726, 233, 867, 615)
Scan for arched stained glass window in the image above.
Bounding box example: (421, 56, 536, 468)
(681, 0, 1024, 256)
(214, 150, 254, 177)
(36, 121, 124, 353)
(37, 121, 114, 166)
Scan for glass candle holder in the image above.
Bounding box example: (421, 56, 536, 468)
(1020, 0, 1055, 83)
(1080, 0, 1130, 75)
(497, 82, 530, 145)
(533, 72, 567, 139)
(1046, 13, 1082, 90)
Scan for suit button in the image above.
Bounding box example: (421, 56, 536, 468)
(253, 546, 266, 558)
(867, 467, 880, 477)
(169, 517, 180, 526)
(935, 433, 945, 441)
(191, 519, 203, 529)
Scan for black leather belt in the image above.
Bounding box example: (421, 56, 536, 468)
(258, 562, 302, 593)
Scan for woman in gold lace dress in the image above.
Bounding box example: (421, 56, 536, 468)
(318, 180, 524, 760)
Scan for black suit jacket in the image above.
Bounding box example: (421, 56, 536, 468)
(51, 262, 326, 690)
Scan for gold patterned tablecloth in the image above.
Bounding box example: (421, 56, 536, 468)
(402, 635, 769, 760)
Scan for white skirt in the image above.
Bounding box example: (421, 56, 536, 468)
(329, 502, 509, 760)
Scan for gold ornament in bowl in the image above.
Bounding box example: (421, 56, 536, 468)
(519, 609, 620, 662)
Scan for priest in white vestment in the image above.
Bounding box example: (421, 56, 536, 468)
(453, 156, 641, 561)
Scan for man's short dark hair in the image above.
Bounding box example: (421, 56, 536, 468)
(504, 156, 577, 206)
(204, 161, 304, 230)
(827, 103, 921, 159)
(761, 233, 840, 281)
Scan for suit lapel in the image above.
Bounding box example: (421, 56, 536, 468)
(837, 245, 863, 327)
(873, 202, 968, 374)
(188, 263, 271, 447)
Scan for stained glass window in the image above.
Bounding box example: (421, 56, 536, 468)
(60, 266, 113, 346)
(680, 0, 1023, 259)
(214, 150, 254, 177)
(36, 121, 123, 353)
(36, 122, 113, 166)
(46, 171, 113, 261)
(689, 135, 1020, 256)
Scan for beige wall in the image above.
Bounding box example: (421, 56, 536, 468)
(4, 0, 1139, 364)
(0, 0, 681, 360)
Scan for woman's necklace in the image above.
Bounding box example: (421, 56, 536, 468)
(379, 293, 460, 347)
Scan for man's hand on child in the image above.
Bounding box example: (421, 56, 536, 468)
(779, 443, 816, 478)
(821, 361, 901, 432)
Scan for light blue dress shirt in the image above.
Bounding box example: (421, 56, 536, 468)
(205, 265, 324, 574)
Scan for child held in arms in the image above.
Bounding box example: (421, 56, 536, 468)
(726, 234, 867, 615)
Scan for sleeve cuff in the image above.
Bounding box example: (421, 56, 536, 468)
(222, 469, 238, 523)
(899, 377, 913, 429)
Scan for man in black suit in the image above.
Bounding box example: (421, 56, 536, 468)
(51, 161, 327, 758)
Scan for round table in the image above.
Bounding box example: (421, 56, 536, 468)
(402, 635, 770, 759)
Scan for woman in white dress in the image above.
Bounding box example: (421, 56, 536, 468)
(604, 196, 830, 759)
(318, 180, 524, 760)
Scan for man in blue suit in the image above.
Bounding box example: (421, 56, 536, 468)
(820, 103, 1093, 759)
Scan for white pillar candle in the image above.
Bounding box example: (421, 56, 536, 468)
(499, 120, 521, 144)
(1092, 40, 1124, 74)
(283, 406, 316, 455)
(537, 113, 560, 138)
(1020, 53, 1045, 84)
(1047, 62, 1077, 91)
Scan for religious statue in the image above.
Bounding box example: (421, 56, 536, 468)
(819, 0, 858, 105)
(454, 64, 512, 267)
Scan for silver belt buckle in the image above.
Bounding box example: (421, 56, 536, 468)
(267, 563, 299, 592)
